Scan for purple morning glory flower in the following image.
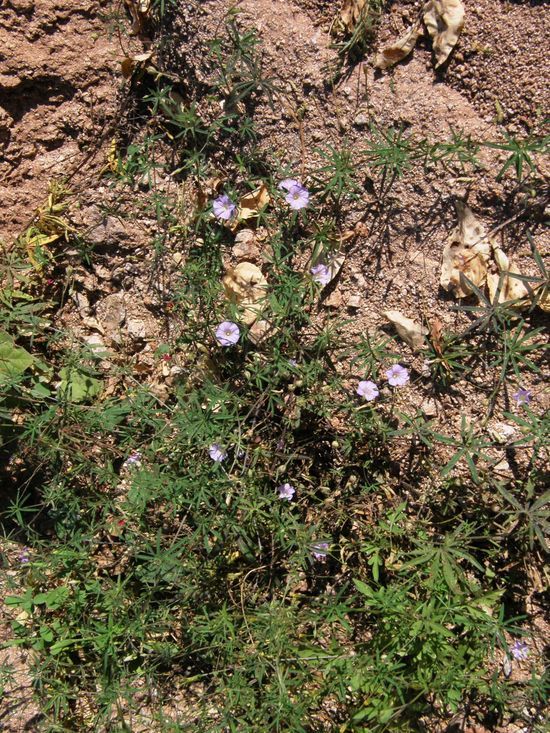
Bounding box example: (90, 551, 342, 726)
(285, 183, 309, 210)
(208, 443, 227, 462)
(385, 364, 409, 387)
(123, 452, 142, 469)
(357, 380, 379, 401)
(278, 178, 300, 192)
(510, 639, 529, 661)
(310, 263, 331, 286)
(18, 548, 30, 564)
(212, 194, 236, 221)
(512, 388, 532, 406)
(277, 483, 295, 501)
(311, 541, 329, 561)
(215, 321, 240, 346)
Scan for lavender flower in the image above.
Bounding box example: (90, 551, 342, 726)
(212, 194, 236, 221)
(512, 388, 532, 407)
(385, 364, 409, 387)
(510, 639, 529, 661)
(311, 541, 329, 561)
(310, 263, 331, 286)
(277, 483, 295, 501)
(278, 178, 300, 192)
(122, 452, 142, 470)
(357, 380, 379, 402)
(208, 443, 227, 462)
(279, 179, 309, 210)
(18, 547, 30, 564)
(215, 321, 240, 346)
(285, 184, 309, 210)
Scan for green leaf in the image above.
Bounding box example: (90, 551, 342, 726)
(353, 578, 374, 597)
(59, 367, 103, 403)
(0, 331, 34, 379)
(39, 626, 54, 642)
(33, 586, 69, 610)
(29, 381, 51, 398)
(49, 637, 79, 656)
(5, 594, 27, 607)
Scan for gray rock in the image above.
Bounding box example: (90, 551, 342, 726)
(95, 294, 126, 343)
(126, 318, 149, 340)
(85, 210, 129, 246)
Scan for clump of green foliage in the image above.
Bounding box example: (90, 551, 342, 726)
(1, 11, 548, 733)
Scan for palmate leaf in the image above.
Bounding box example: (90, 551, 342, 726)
(0, 331, 34, 380)
(59, 367, 103, 403)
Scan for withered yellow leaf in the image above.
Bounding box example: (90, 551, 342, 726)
(534, 286, 550, 312)
(440, 202, 491, 298)
(223, 262, 268, 325)
(237, 184, 270, 222)
(384, 310, 427, 351)
(341, 0, 369, 33)
(440, 203, 539, 310)
(487, 245, 529, 306)
(423, 0, 465, 68)
(375, 23, 422, 70)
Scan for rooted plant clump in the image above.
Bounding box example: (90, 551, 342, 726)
(1, 0, 548, 732)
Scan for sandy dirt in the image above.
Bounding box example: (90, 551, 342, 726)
(0, 0, 129, 242)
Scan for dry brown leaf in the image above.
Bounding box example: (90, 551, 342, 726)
(531, 285, 550, 312)
(223, 262, 268, 325)
(441, 203, 541, 310)
(237, 184, 270, 222)
(121, 57, 135, 79)
(487, 245, 529, 305)
(311, 253, 346, 289)
(384, 310, 427, 351)
(192, 175, 225, 217)
(423, 0, 465, 68)
(324, 290, 344, 309)
(328, 253, 345, 282)
(124, 0, 151, 35)
(375, 23, 422, 70)
(120, 52, 153, 79)
(340, 0, 369, 33)
(440, 202, 491, 298)
(248, 319, 277, 345)
(429, 317, 444, 355)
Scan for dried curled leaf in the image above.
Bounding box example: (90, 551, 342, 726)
(248, 319, 277, 345)
(440, 203, 541, 310)
(311, 253, 346, 289)
(120, 52, 153, 79)
(124, 0, 151, 35)
(375, 23, 422, 70)
(223, 262, 268, 325)
(341, 0, 367, 33)
(487, 245, 529, 305)
(423, 0, 465, 68)
(384, 311, 427, 351)
(440, 202, 491, 298)
(532, 286, 550, 312)
(237, 184, 270, 222)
